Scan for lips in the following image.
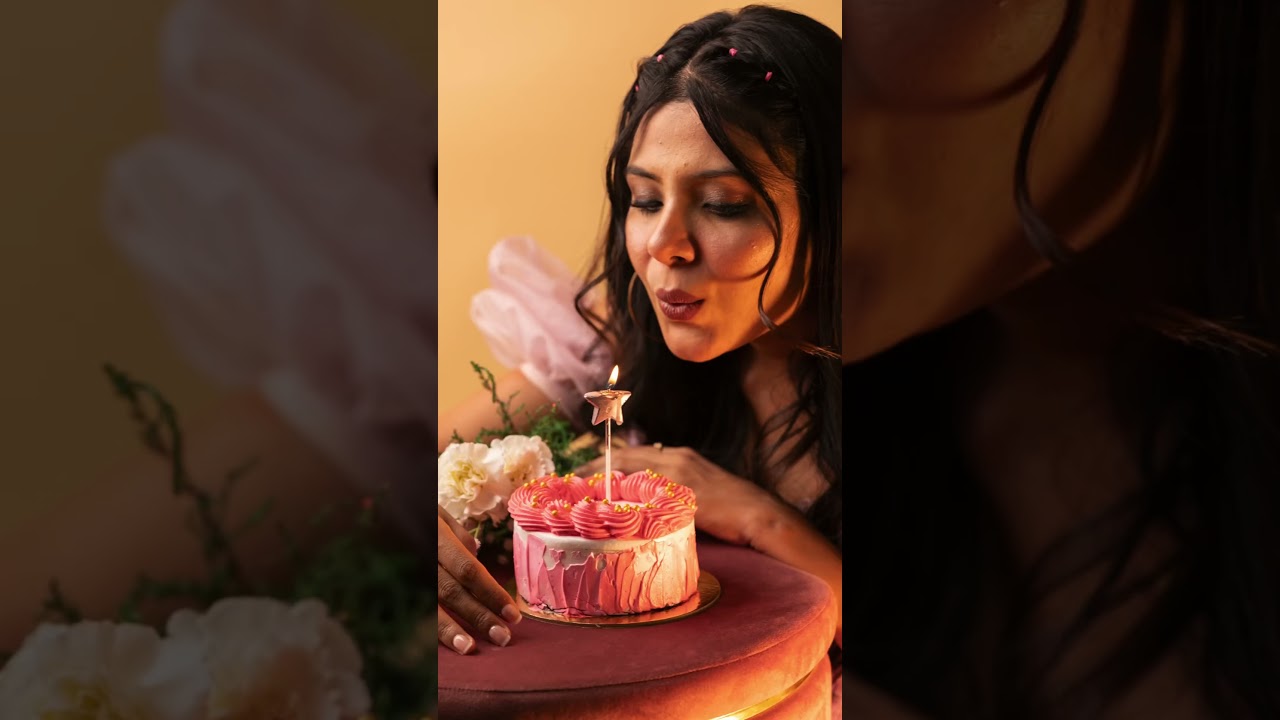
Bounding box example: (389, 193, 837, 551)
(654, 288, 704, 322)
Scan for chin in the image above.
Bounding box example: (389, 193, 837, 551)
(667, 345, 721, 363)
(659, 324, 726, 363)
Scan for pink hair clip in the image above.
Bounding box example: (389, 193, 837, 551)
(634, 84, 639, 92)
(656, 53, 664, 62)
(765, 71, 773, 82)
(729, 48, 738, 57)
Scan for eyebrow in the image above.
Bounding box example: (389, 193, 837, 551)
(625, 165, 743, 180)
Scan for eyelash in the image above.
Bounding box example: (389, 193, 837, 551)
(629, 201, 752, 218)
(707, 202, 752, 218)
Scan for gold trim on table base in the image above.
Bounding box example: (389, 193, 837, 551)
(709, 662, 822, 719)
(514, 570, 721, 627)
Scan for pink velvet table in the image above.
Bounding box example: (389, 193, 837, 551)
(438, 540, 837, 719)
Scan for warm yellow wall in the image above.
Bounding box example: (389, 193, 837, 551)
(437, 1, 841, 413)
(0, 2, 433, 533)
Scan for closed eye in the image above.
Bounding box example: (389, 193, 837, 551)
(705, 201, 752, 218)
(630, 200, 662, 214)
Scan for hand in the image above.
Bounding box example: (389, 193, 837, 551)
(437, 505, 521, 655)
(576, 445, 788, 547)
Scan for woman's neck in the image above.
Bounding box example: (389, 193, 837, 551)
(965, 219, 1179, 570)
(743, 308, 818, 418)
(967, 272, 1138, 569)
(961, 243, 1199, 713)
(741, 330, 828, 508)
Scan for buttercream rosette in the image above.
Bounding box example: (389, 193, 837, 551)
(507, 470, 696, 540)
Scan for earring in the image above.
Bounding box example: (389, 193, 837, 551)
(627, 273, 643, 326)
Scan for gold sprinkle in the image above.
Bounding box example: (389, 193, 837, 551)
(549, 509, 558, 516)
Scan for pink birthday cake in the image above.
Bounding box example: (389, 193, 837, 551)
(508, 470, 699, 617)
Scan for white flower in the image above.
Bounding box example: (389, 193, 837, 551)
(0, 620, 208, 719)
(166, 597, 368, 720)
(438, 436, 556, 526)
(437, 441, 506, 524)
(489, 435, 555, 488)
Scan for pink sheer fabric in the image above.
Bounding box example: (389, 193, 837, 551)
(470, 236, 614, 414)
(102, 0, 437, 550)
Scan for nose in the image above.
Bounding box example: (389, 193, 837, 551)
(646, 207, 696, 267)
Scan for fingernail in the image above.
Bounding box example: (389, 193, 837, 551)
(489, 625, 511, 647)
(501, 605, 521, 624)
(453, 635, 473, 654)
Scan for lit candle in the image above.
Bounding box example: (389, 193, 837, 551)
(583, 365, 630, 502)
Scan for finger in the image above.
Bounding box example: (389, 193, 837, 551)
(438, 505, 481, 555)
(437, 534, 522, 626)
(437, 604, 475, 655)
(438, 564, 515, 647)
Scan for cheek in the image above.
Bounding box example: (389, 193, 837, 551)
(624, 216, 650, 270)
(699, 229, 774, 282)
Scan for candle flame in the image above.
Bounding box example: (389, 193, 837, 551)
(608, 365, 619, 388)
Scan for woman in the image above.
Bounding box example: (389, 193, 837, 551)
(434, 2, 844, 692)
(840, 0, 1279, 717)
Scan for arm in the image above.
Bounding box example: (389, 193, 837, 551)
(436, 369, 558, 453)
(0, 390, 360, 652)
(745, 498, 843, 649)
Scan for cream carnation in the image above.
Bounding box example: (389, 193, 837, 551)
(437, 441, 506, 524)
(166, 597, 369, 720)
(489, 435, 554, 488)
(0, 621, 208, 719)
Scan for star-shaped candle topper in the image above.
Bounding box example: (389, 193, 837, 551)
(584, 364, 631, 425)
(583, 365, 630, 502)
(584, 389, 630, 426)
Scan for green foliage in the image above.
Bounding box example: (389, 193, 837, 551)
(18, 360, 590, 718)
(104, 364, 251, 600)
(461, 361, 599, 474)
(454, 363, 600, 547)
(28, 365, 436, 720)
(530, 410, 599, 475)
(285, 499, 435, 719)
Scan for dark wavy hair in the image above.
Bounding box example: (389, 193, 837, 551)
(573, 6, 843, 548)
(847, 0, 1280, 717)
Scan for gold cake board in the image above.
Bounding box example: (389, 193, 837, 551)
(511, 570, 721, 627)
